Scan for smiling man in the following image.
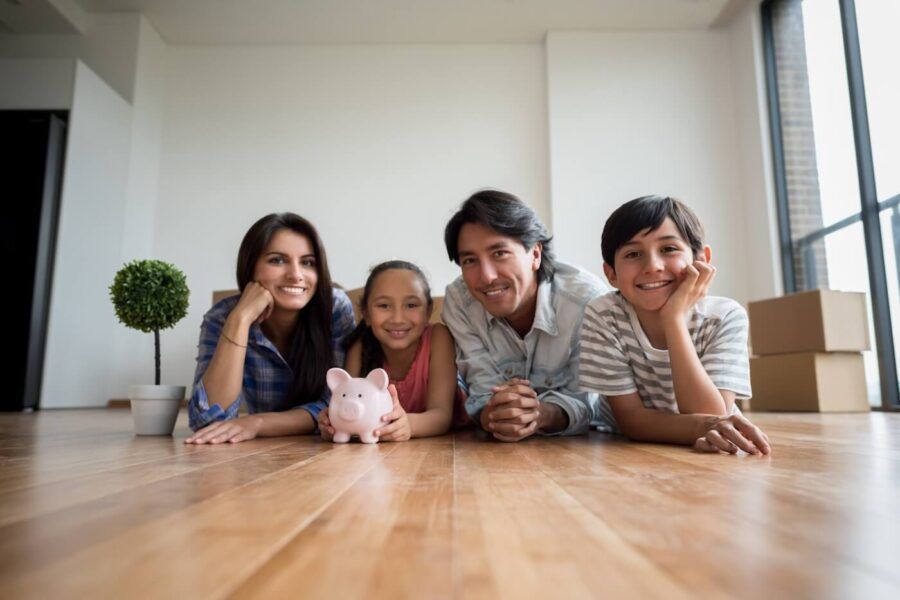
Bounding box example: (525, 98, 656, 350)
(442, 190, 607, 441)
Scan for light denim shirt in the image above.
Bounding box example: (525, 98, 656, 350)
(442, 261, 607, 436)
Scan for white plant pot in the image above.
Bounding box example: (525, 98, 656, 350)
(129, 384, 185, 436)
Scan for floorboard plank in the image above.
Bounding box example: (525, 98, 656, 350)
(0, 441, 397, 598)
(1, 410, 898, 599)
(231, 437, 456, 599)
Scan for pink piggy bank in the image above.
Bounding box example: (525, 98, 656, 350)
(326, 367, 394, 444)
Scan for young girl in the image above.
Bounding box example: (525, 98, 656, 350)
(185, 213, 355, 444)
(318, 261, 468, 441)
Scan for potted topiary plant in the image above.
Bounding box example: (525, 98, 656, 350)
(110, 259, 190, 435)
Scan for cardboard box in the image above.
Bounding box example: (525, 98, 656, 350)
(748, 290, 870, 355)
(749, 352, 869, 412)
(212, 289, 239, 305)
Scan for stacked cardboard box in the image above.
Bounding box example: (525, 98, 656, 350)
(747, 290, 871, 412)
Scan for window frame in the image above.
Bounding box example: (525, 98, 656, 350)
(761, 0, 900, 409)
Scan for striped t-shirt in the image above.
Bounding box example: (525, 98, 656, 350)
(579, 291, 751, 425)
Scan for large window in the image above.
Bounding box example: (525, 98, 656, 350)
(762, 0, 900, 409)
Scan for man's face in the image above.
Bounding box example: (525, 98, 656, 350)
(457, 222, 541, 326)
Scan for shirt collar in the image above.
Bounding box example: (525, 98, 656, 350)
(248, 322, 267, 345)
(485, 277, 558, 336)
(249, 322, 286, 358)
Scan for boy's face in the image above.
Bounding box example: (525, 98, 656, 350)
(603, 217, 710, 314)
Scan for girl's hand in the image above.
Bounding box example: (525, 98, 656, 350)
(660, 260, 715, 324)
(234, 282, 275, 325)
(693, 414, 771, 455)
(184, 415, 263, 445)
(318, 407, 334, 441)
(375, 384, 411, 442)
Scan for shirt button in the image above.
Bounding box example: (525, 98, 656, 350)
(545, 378, 552, 386)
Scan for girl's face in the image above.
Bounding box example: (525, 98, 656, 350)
(363, 269, 430, 354)
(253, 229, 318, 312)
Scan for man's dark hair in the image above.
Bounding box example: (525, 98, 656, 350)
(601, 195, 705, 270)
(444, 189, 557, 282)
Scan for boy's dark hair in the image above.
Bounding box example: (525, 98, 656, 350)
(601, 195, 705, 270)
(343, 260, 433, 376)
(444, 189, 557, 283)
(236, 212, 335, 408)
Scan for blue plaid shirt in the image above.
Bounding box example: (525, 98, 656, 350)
(188, 289, 355, 431)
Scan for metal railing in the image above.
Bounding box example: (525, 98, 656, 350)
(795, 193, 900, 290)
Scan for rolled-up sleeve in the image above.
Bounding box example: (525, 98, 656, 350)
(537, 390, 596, 436)
(189, 379, 240, 431)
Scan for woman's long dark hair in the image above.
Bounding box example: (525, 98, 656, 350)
(236, 213, 334, 408)
(343, 260, 432, 376)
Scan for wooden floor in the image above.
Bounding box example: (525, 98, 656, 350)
(0, 410, 898, 599)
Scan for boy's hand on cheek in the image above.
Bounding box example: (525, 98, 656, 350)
(659, 260, 716, 324)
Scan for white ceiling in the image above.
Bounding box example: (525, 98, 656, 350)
(0, 0, 79, 34)
(64, 0, 742, 44)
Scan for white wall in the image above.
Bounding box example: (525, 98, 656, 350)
(154, 43, 550, 389)
(3, 19, 172, 404)
(6, 16, 784, 405)
(107, 18, 169, 399)
(546, 30, 748, 303)
(41, 61, 133, 408)
(726, 0, 782, 301)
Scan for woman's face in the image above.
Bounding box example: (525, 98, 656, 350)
(253, 229, 318, 312)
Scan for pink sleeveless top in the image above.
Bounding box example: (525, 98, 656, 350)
(385, 325, 469, 427)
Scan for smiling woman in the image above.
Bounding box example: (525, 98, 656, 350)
(185, 213, 355, 444)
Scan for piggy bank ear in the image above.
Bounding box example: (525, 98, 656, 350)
(327, 368, 352, 391)
(366, 368, 389, 391)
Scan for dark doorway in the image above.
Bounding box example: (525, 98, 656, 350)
(1, 111, 68, 411)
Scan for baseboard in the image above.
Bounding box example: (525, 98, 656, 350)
(107, 399, 189, 408)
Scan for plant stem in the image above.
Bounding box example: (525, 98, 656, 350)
(154, 329, 161, 385)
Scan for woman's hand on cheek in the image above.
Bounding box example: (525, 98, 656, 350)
(235, 282, 274, 325)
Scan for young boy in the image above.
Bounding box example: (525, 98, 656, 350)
(579, 195, 770, 454)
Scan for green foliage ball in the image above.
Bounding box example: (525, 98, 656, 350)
(110, 259, 190, 333)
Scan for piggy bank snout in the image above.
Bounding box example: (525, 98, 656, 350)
(339, 398, 365, 422)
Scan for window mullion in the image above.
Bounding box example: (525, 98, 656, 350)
(839, 0, 900, 408)
(761, 0, 797, 294)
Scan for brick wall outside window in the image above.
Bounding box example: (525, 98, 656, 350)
(771, 0, 829, 291)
